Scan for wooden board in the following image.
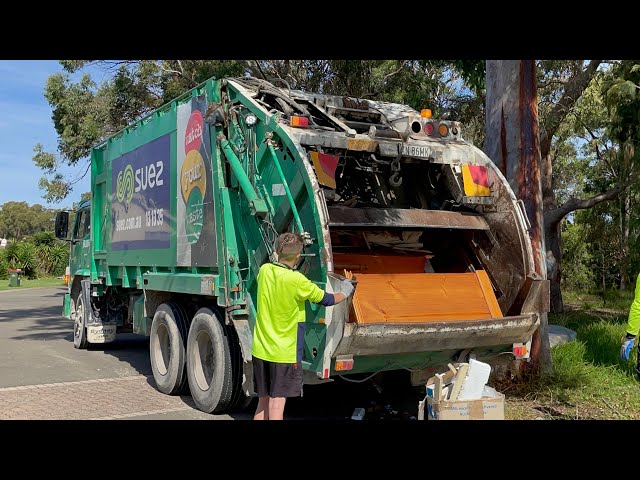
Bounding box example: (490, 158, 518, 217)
(350, 271, 503, 324)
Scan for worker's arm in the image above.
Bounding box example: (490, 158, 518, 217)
(620, 273, 640, 361)
(295, 275, 354, 306)
(625, 273, 640, 336)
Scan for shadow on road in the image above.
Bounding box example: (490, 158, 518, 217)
(1, 287, 421, 420)
(89, 334, 153, 376)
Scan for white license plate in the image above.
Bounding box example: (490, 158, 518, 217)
(87, 324, 117, 343)
(401, 144, 432, 158)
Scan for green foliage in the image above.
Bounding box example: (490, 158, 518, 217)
(30, 231, 57, 247)
(0, 201, 57, 240)
(0, 249, 8, 280)
(3, 241, 19, 265)
(35, 60, 487, 201)
(0, 231, 68, 279)
(506, 302, 640, 419)
(49, 243, 69, 276)
(561, 222, 595, 291)
(15, 242, 38, 279)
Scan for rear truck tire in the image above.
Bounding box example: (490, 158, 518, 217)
(150, 302, 190, 395)
(186, 308, 234, 413)
(73, 293, 89, 350)
(223, 319, 251, 412)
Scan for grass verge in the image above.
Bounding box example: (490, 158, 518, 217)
(0, 277, 65, 291)
(504, 291, 640, 420)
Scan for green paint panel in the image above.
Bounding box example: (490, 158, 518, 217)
(142, 272, 219, 296)
(63, 293, 71, 318)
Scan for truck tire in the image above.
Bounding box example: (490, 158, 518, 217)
(150, 303, 189, 395)
(186, 308, 234, 413)
(223, 321, 252, 412)
(73, 293, 88, 349)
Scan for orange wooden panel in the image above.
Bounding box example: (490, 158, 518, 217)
(333, 253, 427, 274)
(351, 271, 502, 324)
(475, 269, 503, 318)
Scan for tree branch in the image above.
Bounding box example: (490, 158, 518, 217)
(543, 60, 602, 141)
(582, 124, 617, 177)
(544, 177, 633, 229)
(362, 61, 406, 98)
(253, 60, 267, 80)
(157, 61, 186, 79)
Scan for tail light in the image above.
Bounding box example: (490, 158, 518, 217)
(424, 122, 434, 136)
(290, 116, 309, 128)
(335, 354, 354, 371)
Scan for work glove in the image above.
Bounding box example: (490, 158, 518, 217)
(340, 279, 355, 298)
(620, 334, 636, 362)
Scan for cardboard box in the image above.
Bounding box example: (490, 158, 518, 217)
(418, 392, 505, 420)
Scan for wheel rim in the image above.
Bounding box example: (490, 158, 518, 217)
(74, 301, 83, 341)
(152, 323, 170, 376)
(70, 298, 76, 322)
(192, 329, 214, 391)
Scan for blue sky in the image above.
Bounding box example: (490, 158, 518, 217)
(0, 60, 91, 210)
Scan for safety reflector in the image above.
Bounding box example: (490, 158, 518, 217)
(290, 116, 309, 127)
(462, 164, 491, 197)
(309, 151, 340, 189)
(335, 355, 354, 371)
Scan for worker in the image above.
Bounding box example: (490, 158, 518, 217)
(620, 272, 640, 380)
(251, 232, 355, 420)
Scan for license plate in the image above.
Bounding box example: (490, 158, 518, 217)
(87, 324, 117, 343)
(401, 144, 431, 158)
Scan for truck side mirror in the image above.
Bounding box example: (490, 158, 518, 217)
(55, 211, 69, 239)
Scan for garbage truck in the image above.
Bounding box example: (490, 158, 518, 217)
(55, 76, 549, 413)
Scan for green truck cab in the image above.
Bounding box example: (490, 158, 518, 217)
(56, 76, 548, 414)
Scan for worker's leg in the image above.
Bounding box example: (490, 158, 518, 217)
(254, 397, 270, 420)
(252, 357, 270, 420)
(636, 342, 640, 381)
(269, 362, 303, 420)
(268, 397, 287, 420)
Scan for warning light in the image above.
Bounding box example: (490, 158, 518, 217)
(290, 116, 309, 128)
(335, 355, 354, 371)
(513, 345, 527, 357)
(421, 109, 432, 118)
(438, 124, 449, 137)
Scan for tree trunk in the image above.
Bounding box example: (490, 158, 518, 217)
(545, 218, 563, 313)
(485, 60, 552, 375)
(541, 132, 564, 312)
(539, 60, 602, 313)
(620, 192, 630, 290)
(602, 252, 606, 294)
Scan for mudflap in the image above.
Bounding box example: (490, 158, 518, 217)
(63, 293, 71, 319)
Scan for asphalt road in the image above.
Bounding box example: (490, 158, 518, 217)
(0, 286, 421, 420)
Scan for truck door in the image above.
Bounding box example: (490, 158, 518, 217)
(70, 207, 91, 277)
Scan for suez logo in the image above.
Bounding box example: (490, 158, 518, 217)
(116, 161, 164, 205)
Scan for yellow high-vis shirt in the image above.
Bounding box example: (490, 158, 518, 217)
(251, 262, 324, 364)
(625, 273, 640, 336)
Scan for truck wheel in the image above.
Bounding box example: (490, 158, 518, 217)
(150, 303, 189, 395)
(73, 293, 88, 349)
(223, 321, 251, 412)
(186, 308, 234, 413)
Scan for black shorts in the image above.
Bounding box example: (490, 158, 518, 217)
(253, 356, 303, 398)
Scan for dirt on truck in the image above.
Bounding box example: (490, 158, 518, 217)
(55, 76, 549, 414)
